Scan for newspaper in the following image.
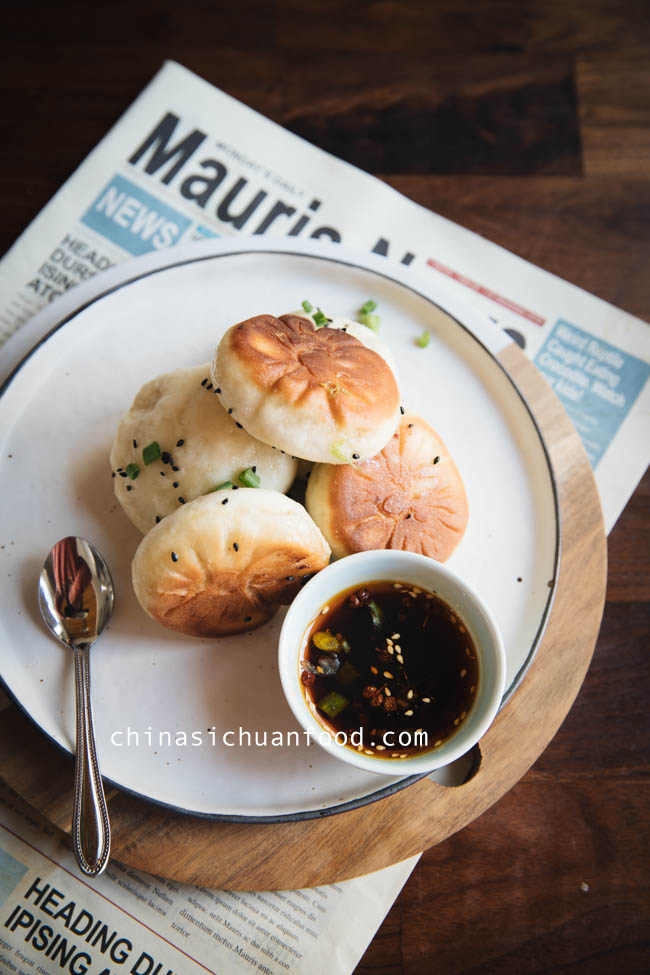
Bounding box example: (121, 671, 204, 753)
(1, 62, 648, 533)
(0, 59, 648, 975)
(0, 781, 416, 975)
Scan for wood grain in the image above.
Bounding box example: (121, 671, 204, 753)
(0, 343, 607, 890)
(0, 0, 648, 969)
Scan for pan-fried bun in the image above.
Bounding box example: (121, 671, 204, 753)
(289, 311, 399, 379)
(132, 489, 331, 637)
(211, 314, 401, 464)
(110, 364, 297, 533)
(306, 414, 468, 561)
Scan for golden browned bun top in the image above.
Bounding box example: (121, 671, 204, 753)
(315, 414, 468, 561)
(227, 314, 400, 427)
(131, 489, 331, 638)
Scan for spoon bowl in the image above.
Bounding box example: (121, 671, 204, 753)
(38, 536, 114, 877)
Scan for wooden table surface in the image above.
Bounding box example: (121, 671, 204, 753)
(1, 1, 648, 973)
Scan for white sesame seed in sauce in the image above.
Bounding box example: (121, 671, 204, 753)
(364, 749, 374, 756)
(422, 697, 431, 703)
(394, 644, 401, 653)
(393, 583, 402, 589)
(407, 689, 414, 700)
(434, 739, 442, 747)
(376, 744, 386, 751)
(391, 633, 400, 640)
(384, 687, 392, 697)
(321, 605, 329, 614)
(396, 654, 404, 664)
(404, 709, 414, 716)
(383, 671, 393, 679)
(460, 668, 467, 678)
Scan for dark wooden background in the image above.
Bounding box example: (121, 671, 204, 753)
(1, 1, 648, 973)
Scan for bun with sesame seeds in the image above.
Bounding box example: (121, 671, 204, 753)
(305, 413, 468, 562)
(131, 488, 331, 637)
(211, 313, 401, 464)
(110, 364, 297, 533)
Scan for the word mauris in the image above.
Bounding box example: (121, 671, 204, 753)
(129, 112, 416, 264)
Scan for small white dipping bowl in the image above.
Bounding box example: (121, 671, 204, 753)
(278, 550, 506, 776)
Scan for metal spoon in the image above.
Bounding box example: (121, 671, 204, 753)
(38, 536, 113, 877)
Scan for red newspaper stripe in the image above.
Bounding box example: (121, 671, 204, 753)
(426, 257, 546, 326)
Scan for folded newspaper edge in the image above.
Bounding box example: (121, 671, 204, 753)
(0, 60, 647, 975)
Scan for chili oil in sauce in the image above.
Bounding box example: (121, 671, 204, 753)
(301, 581, 479, 759)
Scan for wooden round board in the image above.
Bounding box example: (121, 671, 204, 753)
(0, 342, 606, 890)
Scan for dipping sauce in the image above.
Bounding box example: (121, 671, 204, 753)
(300, 581, 479, 759)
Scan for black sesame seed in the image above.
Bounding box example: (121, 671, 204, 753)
(341, 327, 347, 332)
(176, 439, 185, 447)
(172, 465, 180, 472)
(408, 423, 414, 429)
(132, 439, 138, 448)
(252, 466, 257, 473)
(233, 542, 239, 551)
(400, 406, 405, 415)
(173, 481, 179, 488)
(119, 471, 127, 478)
(155, 516, 161, 523)
(433, 456, 440, 464)
(111, 472, 116, 478)
(178, 497, 185, 504)
(352, 453, 360, 460)
(244, 616, 252, 622)
(405, 513, 411, 519)
(171, 552, 178, 562)
(161, 451, 171, 464)
(235, 422, 243, 429)
(227, 408, 233, 415)
(160, 471, 166, 477)
(206, 383, 213, 391)
(232, 485, 239, 490)
(126, 485, 133, 492)
(222, 498, 228, 505)
(517, 577, 522, 582)
(215, 388, 221, 394)
(201, 378, 208, 386)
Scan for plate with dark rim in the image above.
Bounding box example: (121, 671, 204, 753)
(0, 238, 558, 822)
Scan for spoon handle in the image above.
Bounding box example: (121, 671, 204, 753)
(72, 644, 111, 876)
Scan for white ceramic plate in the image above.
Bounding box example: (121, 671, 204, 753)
(0, 239, 559, 821)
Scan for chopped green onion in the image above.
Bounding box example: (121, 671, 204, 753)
(125, 463, 140, 480)
(360, 299, 377, 314)
(337, 660, 360, 687)
(417, 330, 431, 348)
(312, 308, 328, 328)
(367, 600, 384, 629)
(317, 690, 350, 719)
(238, 467, 261, 488)
(142, 441, 161, 465)
(301, 299, 313, 313)
(313, 631, 340, 652)
(358, 312, 380, 332)
(211, 480, 234, 492)
(330, 441, 348, 462)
